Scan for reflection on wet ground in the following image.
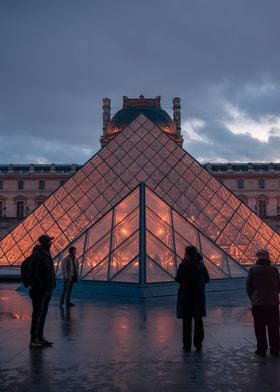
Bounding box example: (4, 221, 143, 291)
(0, 283, 279, 391)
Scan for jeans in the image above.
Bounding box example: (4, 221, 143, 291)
(60, 279, 75, 305)
(29, 288, 52, 340)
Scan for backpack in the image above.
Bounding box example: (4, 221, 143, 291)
(21, 256, 33, 288)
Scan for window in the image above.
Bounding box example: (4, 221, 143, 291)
(258, 199, 267, 218)
(16, 201, 25, 219)
(258, 179, 265, 189)
(38, 180, 45, 190)
(0, 180, 3, 190)
(18, 180, 24, 190)
(237, 179, 244, 189)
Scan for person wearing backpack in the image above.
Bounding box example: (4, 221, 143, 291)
(28, 234, 56, 348)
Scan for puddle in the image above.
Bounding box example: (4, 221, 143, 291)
(0, 311, 30, 320)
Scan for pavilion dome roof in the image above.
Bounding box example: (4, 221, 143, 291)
(108, 96, 176, 134)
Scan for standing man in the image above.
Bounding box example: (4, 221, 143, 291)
(29, 234, 56, 348)
(60, 246, 79, 308)
(175, 245, 210, 352)
(246, 248, 280, 357)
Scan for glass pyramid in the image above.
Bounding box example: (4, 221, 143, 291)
(0, 114, 279, 268)
(52, 183, 247, 283)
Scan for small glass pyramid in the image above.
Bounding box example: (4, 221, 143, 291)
(53, 184, 247, 283)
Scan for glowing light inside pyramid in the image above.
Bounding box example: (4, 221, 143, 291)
(0, 114, 279, 269)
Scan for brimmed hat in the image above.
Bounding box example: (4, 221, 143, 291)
(256, 248, 269, 258)
(38, 234, 55, 243)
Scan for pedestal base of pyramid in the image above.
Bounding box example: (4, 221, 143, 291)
(58, 278, 246, 298)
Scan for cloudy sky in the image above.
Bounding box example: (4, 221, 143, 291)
(0, 0, 280, 164)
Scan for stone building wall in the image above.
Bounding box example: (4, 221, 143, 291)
(0, 163, 279, 238)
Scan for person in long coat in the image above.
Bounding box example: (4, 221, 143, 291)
(246, 248, 280, 357)
(175, 245, 210, 351)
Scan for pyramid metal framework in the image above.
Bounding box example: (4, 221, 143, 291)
(0, 114, 279, 273)
(53, 183, 247, 283)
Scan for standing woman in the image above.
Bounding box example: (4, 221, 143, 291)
(176, 245, 210, 351)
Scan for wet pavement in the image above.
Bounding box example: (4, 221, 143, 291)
(0, 283, 279, 392)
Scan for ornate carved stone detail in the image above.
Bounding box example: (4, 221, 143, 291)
(102, 98, 111, 135)
(173, 97, 181, 134)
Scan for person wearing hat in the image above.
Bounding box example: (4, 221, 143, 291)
(28, 234, 56, 348)
(246, 248, 280, 357)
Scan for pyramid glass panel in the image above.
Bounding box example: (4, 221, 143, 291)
(146, 257, 174, 283)
(85, 211, 113, 251)
(0, 115, 279, 268)
(174, 231, 194, 261)
(200, 236, 225, 270)
(109, 233, 139, 279)
(146, 188, 171, 224)
(84, 257, 109, 281)
(203, 258, 229, 279)
(146, 209, 173, 249)
(111, 209, 139, 251)
(146, 231, 176, 277)
(111, 259, 139, 283)
(172, 211, 199, 248)
(81, 234, 111, 278)
(114, 188, 139, 224)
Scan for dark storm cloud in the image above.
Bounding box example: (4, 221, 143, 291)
(0, 0, 280, 163)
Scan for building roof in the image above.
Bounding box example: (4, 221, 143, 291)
(204, 163, 280, 172)
(108, 95, 176, 134)
(0, 164, 82, 174)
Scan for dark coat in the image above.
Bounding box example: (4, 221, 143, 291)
(246, 258, 280, 306)
(176, 258, 210, 318)
(29, 245, 56, 292)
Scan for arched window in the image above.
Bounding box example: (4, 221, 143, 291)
(258, 179, 265, 189)
(237, 179, 244, 189)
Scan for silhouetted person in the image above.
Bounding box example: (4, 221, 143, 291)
(176, 245, 210, 351)
(60, 246, 79, 308)
(29, 234, 56, 348)
(246, 248, 280, 357)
